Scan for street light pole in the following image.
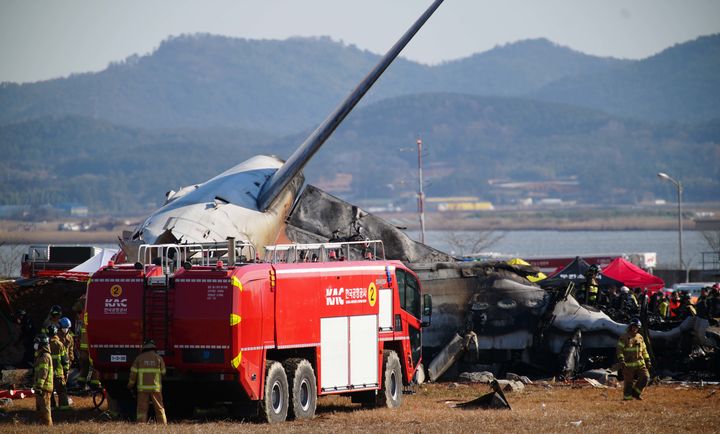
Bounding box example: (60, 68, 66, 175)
(417, 138, 426, 244)
(657, 172, 683, 278)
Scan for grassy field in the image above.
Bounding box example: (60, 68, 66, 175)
(1, 382, 718, 433)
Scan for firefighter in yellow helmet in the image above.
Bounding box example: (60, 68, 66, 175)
(616, 317, 651, 400)
(33, 334, 54, 426)
(127, 339, 167, 424)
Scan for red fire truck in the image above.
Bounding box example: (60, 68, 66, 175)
(85, 240, 431, 422)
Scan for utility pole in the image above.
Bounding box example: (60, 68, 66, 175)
(417, 137, 426, 244)
(657, 172, 684, 279)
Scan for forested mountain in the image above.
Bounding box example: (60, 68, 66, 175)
(305, 93, 720, 203)
(0, 116, 278, 212)
(0, 35, 427, 134)
(433, 38, 628, 97)
(533, 34, 720, 122)
(1, 94, 717, 214)
(3, 34, 716, 133)
(1, 33, 719, 215)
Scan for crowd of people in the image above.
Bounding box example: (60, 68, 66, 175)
(577, 265, 720, 324)
(12, 298, 101, 426)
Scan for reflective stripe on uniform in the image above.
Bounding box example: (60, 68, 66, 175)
(137, 368, 163, 392)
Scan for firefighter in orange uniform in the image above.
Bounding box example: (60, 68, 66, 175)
(33, 334, 54, 426)
(616, 317, 651, 401)
(127, 339, 167, 424)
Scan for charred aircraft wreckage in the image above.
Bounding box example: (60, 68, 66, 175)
(108, 0, 717, 382)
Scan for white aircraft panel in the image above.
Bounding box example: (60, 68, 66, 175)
(320, 316, 349, 390)
(350, 315, 378, 387)
(379, 289, 393, 331)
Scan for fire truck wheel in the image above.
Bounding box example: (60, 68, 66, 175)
(283, 358, 317, 420)
(377, 350, 402, 408)
(260, 361, 289, 423)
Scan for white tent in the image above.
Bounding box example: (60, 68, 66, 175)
(67, 248, 119, 274)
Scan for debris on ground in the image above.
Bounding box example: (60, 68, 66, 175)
(572, 378, 608, 389)
(506, 372, 533, 384)
(450, 380, 511, 410)
(496, 379, 525, 392)
(458, 371, 495, 384)
(0, 369, 32, 387)
(578, 369, 616, 385)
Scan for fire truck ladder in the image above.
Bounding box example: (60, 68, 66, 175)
(137, 241, 257, 355)
(143, 274, 174, 355)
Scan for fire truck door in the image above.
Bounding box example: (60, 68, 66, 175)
(320, 315, 378, 391)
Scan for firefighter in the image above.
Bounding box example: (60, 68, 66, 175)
(657, 293, 670, 319)
(696, 288, 711, 318)
(76, 308, 101, 389)
(57, 317, 75, 369)
(33, 334, 53, 426)
(41, 305, 63, 334)
(668, 291, 681, 318)
(127, 339, 167, 424)
(616, 317, 651, 401)
(619, 286, 639, 316)
(584, 264, 600, 305)
(709, 287, 720, 324)
(675, 292, 697, 319)
(46, 325, 71, 409)
(14, 309, 36, 367)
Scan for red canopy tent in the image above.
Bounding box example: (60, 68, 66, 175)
(602, 257, 665, 292)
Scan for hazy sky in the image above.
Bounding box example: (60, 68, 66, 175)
(2, 0, 719, 83)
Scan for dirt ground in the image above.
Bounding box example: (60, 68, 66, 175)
(0, 382, 718, 433)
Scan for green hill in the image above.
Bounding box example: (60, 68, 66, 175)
(533, 34, 720, 122)
(0, 35, 651, 133)
(2, 94, 716, 215)
(1, 34, 719, 214)
(433, 38, 628, 97)
(293, 93, 720, 204)
(0, 115, 278, 213)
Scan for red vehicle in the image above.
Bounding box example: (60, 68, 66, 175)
(85, 240, 431, 422)
(21, 244, 99, 279)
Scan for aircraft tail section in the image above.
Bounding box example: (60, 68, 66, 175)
(257, 0, 444, 211)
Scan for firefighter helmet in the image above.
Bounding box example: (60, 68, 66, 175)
(46, 324, 58, 337)
(629, 317, 642, 328)
(142, 339, 157, 350)
(588, 264, 600, 274)
(49, 305, 62, 316)
(59, 317, 72, 329)
(35, 334, 50, 346)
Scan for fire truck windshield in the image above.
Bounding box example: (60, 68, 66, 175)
(396, 269, 422, 319)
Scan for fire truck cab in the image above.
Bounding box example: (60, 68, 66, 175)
(85, 240, 431, 422)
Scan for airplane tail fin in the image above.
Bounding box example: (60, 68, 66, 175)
(257, 0, 444, 211)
